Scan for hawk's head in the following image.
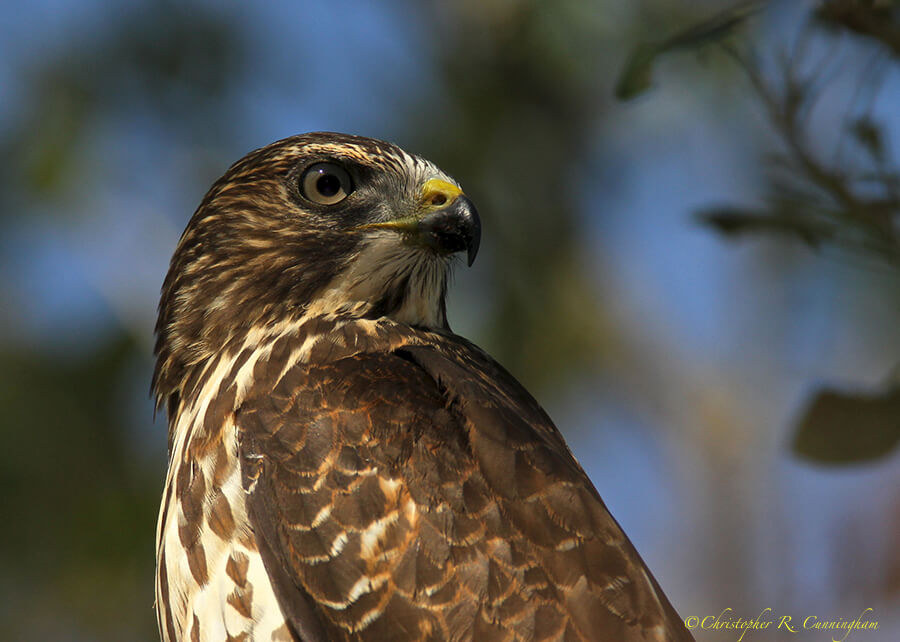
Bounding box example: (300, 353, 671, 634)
(153, 132, 480, 407)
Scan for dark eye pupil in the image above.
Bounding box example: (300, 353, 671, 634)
(316, 173, 341, 197)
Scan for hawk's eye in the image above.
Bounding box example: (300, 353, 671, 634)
(300, 163, 353, 205)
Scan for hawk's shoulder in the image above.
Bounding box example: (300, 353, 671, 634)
(235, 320, 692, 641)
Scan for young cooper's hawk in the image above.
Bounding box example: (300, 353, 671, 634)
(153, 132, 694, 641)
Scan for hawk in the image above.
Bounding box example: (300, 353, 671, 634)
(153, 132, 694, 641)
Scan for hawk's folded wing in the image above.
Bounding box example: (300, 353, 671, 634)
(237, 342, 693, 641)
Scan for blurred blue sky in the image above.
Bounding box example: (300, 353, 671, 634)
(3, 0, 899, 636)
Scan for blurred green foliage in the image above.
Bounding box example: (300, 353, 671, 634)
(9, 3, 243, 204)
(1, 4, 248, 639)
(0, 338, 158, 639)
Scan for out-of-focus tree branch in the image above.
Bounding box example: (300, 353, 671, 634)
(700, 39, 900, 269)
(616, 1, 900, 465)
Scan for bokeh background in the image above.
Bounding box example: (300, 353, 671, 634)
(2, 1, 898, 640)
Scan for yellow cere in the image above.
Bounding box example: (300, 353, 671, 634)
(420, 179, 462, 210)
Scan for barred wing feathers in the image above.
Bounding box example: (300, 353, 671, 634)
(236, 334, 692, 641)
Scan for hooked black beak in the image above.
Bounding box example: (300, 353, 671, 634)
(416, 195, 481, 267)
